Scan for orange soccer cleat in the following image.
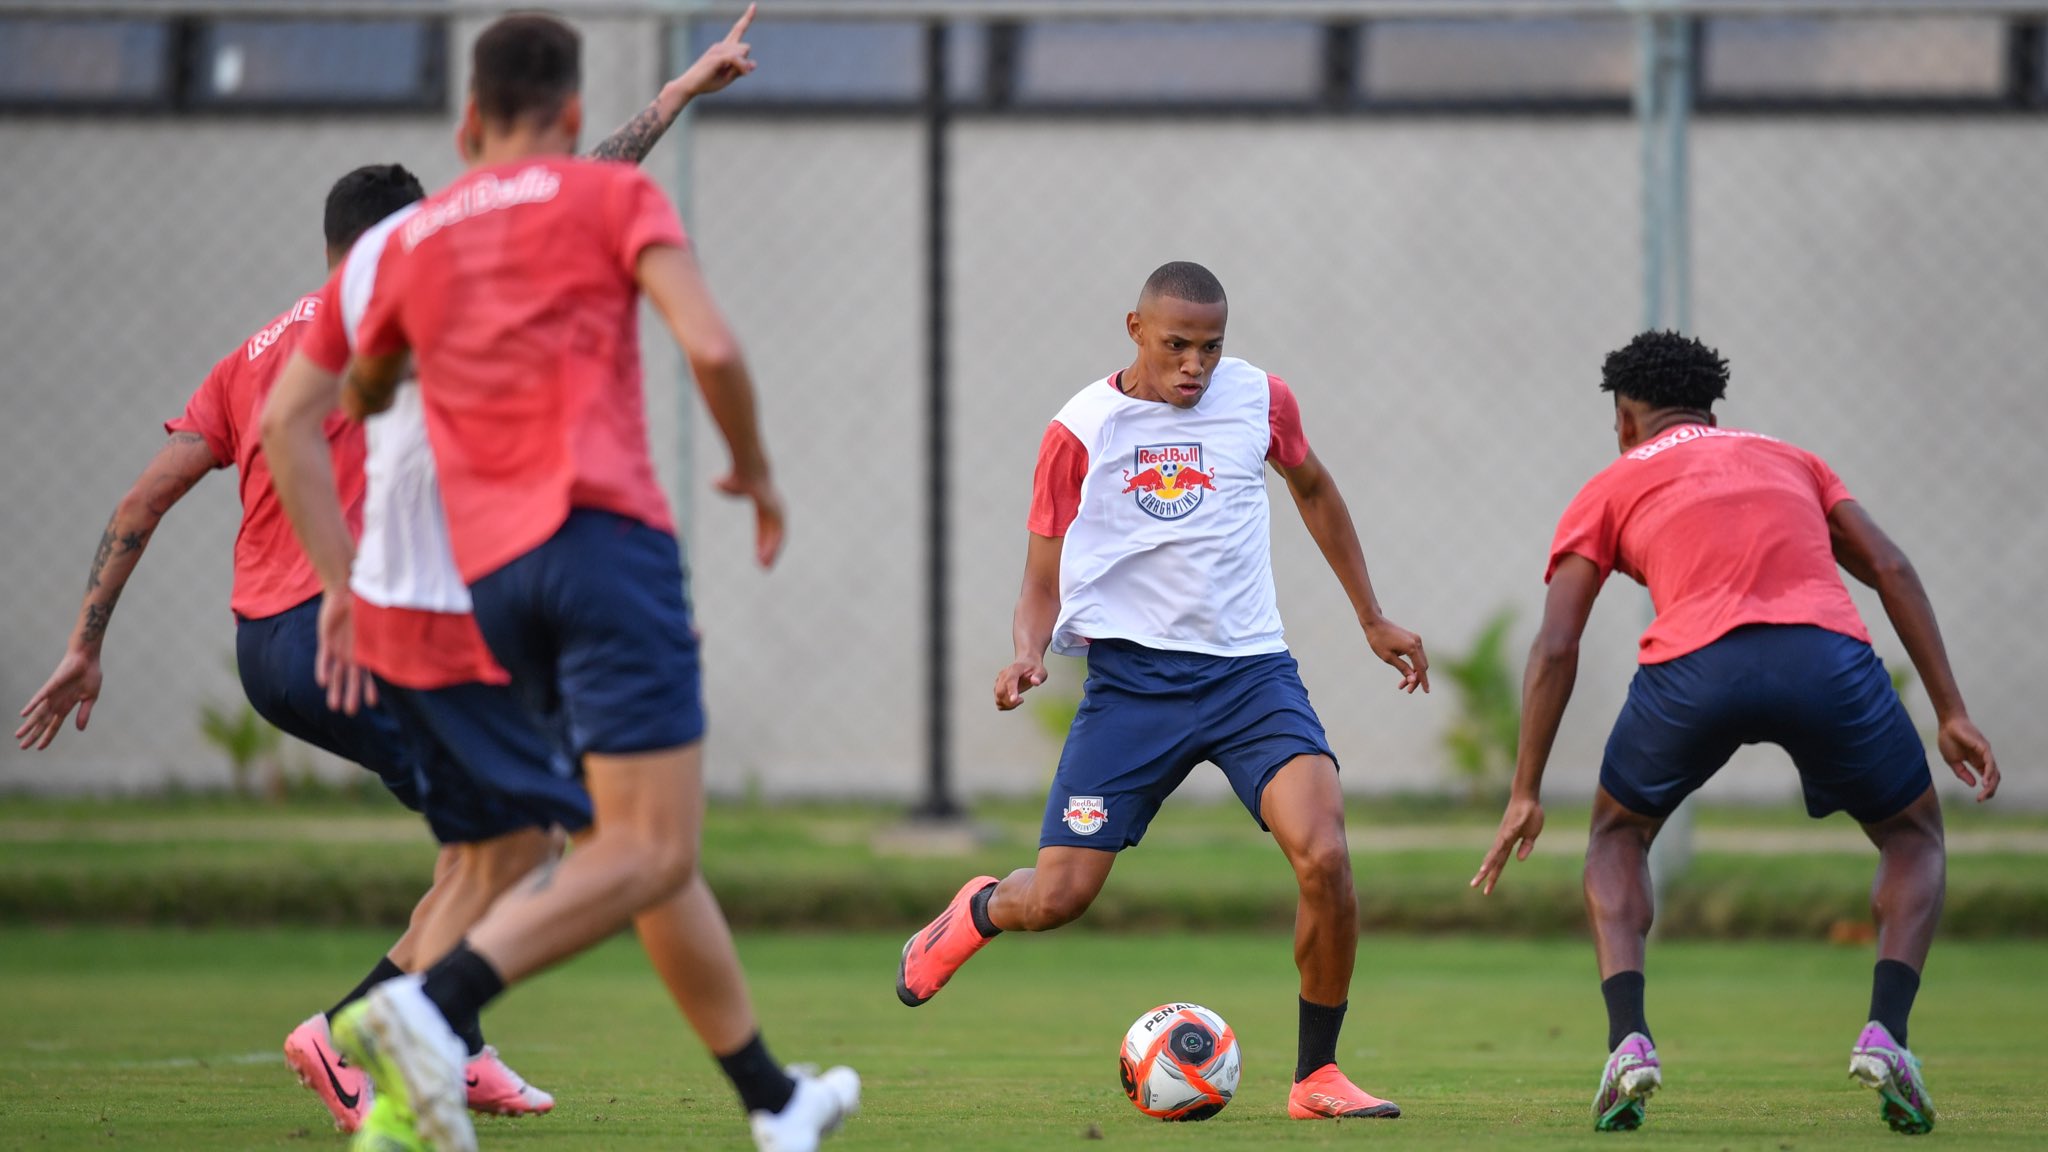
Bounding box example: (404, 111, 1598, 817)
(896, 876, 999, 1007)
(1287, 1063, 1402, 1120)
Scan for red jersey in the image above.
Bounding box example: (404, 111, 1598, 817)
(166, 296, 365, 620)
(1548, 423, 1870, 664)
(353, 158, 687, 582)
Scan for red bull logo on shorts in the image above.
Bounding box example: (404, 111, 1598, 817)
(1063, 795, 1109, 836)
(1122, 443, 1215, 521)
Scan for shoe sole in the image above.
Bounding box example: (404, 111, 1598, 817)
(1290, 1103, 1401, 1119)
(1850, 1055, 1934, 1135)
(1595, 1067, 1660, 1132)
(355, 992, 477, 1152)
(282, 1037, 363, 1134)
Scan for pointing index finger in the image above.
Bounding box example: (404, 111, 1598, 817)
(725, 3, 756, 43)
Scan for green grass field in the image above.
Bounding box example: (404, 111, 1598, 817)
(4, 927, 2042, 1150)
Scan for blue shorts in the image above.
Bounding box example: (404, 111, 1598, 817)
(377, 679, 593, 845)
(1040, 640, 1336, 851)
(235, 596, 420, 811)
(469, 510, 704, 760)
(1602, 624, 1932, 824)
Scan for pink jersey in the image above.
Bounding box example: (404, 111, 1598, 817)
(167, 298, 365, 620)
(303, 206, 508, 690)
(352, 158, 687, 583)
(1547, 423, 1871, 663)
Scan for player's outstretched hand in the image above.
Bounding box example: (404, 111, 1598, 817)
(714, 471, 785, 569)
(14, 649, 102, 750)
(314, 587, 377, 716)
(670, 4, 757, 101)
(1364, 616, 1430, 693)
(1937, 714, 1999, 802)
(1471, 793, 1544, 896)
(995, 657, 1047, 711)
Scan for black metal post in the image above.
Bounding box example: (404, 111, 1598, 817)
(918, 20, 960, 820)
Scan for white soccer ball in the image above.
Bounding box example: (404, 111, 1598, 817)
(1117, 1002, 1240, 1121)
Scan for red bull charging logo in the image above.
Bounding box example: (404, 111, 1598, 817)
(1122, 443, 1216, 521)
(1064, 795, 1109, 836)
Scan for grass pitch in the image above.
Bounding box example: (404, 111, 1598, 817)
(3, 928, 2043, 1150)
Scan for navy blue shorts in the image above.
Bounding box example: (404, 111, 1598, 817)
(469, 510, 704, 760)
(377, 679, 593, 845)
(235, 596, 420, 811)
(1602, 625, 1932, 824)
(1040, 640, 1336, 851)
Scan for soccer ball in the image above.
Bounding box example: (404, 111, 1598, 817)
(1118, 1002, 1240, 1121)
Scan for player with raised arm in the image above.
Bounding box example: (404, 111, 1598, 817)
(13, 31, 764, 1136)
(262, 13, 855, 1152)
(1470, 331, 2000, 1135)
(896, 262, 1430, 1122)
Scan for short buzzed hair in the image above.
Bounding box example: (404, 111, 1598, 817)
(472, 13, 580, 128)
(325, 164, 425, 251)
(1139, 261, 1227, 308)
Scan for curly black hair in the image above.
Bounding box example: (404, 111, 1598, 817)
(1600, 330, 1729, 412)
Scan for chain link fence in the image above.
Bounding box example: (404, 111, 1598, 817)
(2, 2, 2042, 809)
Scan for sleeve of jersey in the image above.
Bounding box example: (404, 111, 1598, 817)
(1544, 479, 1617, 584)
(1026, 421, 1089, 538)
(1265, 375, 1310, 468)
(354, 242, 409, 360)
(163, 357, 235, 468)
(614, 168, 688, 272)
(298, 268, 352, 373)
(1806, 449, 1855, 511)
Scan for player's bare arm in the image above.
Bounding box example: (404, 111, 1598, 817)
(636, 241, 783, 568)
(1472, 554, 1603, 895)
(1273, 446, 1429, 693)
(342, 350, 409, 420)
(996, 532, 1064, 710)
(1828, 499, 1998, 802)
(260, 349, 377, 715)
(15, 431, 218, 749)
(585, 5, 756, 164)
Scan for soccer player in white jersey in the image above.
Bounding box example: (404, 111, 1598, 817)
(898, 262, 1431, 1120)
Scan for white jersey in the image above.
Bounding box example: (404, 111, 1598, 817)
(336, 203, 469, 614)
(1037, 357, 1302, 658)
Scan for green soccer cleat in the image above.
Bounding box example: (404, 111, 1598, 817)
(1850, 1021, 1936, 1135)
(330, 977, 476, 1152)
(350, 1097, 429, 1152)
(1593, 1032, 1661, 1132)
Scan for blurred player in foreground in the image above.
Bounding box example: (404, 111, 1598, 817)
(16, 25, 767, 1135)
(264, 12, 856, 1152)
(1470, 330, 2000, 1135)
(898, 261, 1431, 1122)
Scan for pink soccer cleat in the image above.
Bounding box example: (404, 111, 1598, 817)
(896, 876, 1000, 1007)
(465, 1045, 555, 1116)
(1287, 1063, 1402, 1119)
(283, 1012, 372, 1133)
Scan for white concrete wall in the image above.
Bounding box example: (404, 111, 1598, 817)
(3, 24, 2040, 809)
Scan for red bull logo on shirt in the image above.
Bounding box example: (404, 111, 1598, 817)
(1063, 795, 1109, 836)
(1123, 443, 1215, 521)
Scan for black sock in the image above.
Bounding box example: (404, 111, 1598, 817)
(1602, 971, 1651, 1052)
(327, 955, 405, 1024)
(418, 943, 505, 1052)
(447, 1012, 487, 1059)
(1295, 998, 1347, 1082)
(717, 1032, 797, 1115)
(968, 882, 1002, 938)
(1869, 959, 1921, 1047)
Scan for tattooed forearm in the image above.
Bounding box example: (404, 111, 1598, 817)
(587, 100, 673, 164)
(80, 603, 113, 646)
(86, 518, 117, 591)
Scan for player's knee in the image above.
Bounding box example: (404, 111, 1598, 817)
(1023, 878, 1097, 929)
(635, 834, 699, 901)
(474, 829, 557, 895)
(1291, 839, 1354, 902)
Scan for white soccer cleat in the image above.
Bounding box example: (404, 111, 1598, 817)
(331, 975, 477, 1152)
(749, 1065, 861, 1152)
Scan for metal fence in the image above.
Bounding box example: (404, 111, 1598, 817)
(2, 1, 2042, 810)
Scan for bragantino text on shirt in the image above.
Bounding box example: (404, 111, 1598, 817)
(402, 167, 563, 252)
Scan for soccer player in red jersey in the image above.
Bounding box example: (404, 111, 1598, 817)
(898, 262, 1431, 1121)
(15, 31, 768, 1136)
(262, 13, 855, 1152)
(1470, 331, 2000, 1135)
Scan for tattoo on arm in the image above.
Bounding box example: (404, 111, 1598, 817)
(587, 101, 672, 164)
(86, 518, 117, 592)
(80, 603, 113, 646)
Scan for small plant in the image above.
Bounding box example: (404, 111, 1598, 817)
(1440, 607, 1522, 805)
(198, 656, 284, 801)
